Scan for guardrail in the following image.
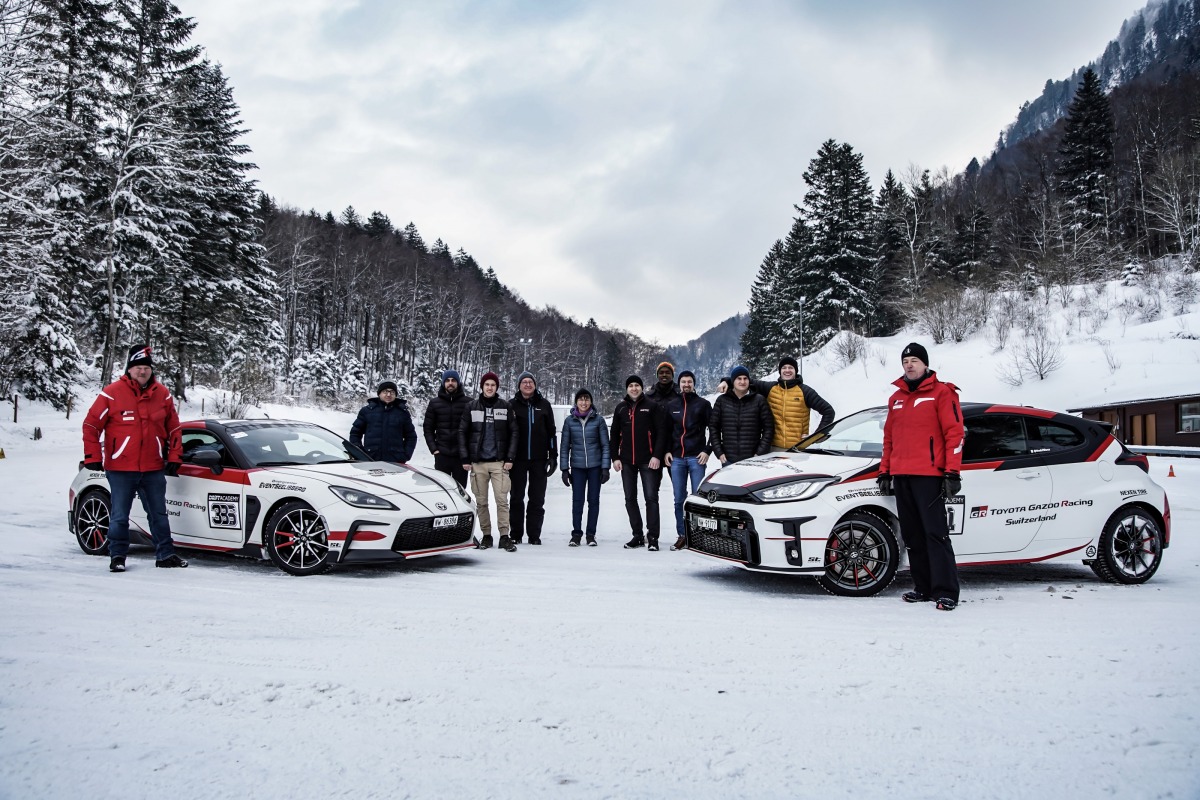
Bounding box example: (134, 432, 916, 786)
(1129, 446, 1200, 459)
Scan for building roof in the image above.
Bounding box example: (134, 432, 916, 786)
(1067, 393, 1200, 413)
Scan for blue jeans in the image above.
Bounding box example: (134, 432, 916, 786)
(570, 467, 602, 536)
(106, 470, 176, 560)
(669, 456, 707, 536)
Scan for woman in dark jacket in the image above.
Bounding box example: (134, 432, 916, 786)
(350, 381, 418, 463)
(559, 388, 610, 547)
(709, 365, 774, 464)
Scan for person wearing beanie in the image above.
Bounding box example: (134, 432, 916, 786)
(422, 369, 472, 487)
(662, 369, 711, 551)
(610, 374, 670, 550)
(459, 371, 520, 551)
(559, 387, 610, 546)
(878, 342, 964, 612)
(717, 356, 834, 450)
(508, 371, 558, 545)
(350, 380, 419, 464)
(709, 365, 774, 465)
(82, 344, 187, 572)
(646, 361, 679, 403)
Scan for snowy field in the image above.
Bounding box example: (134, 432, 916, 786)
(0, 389, 1197, 800)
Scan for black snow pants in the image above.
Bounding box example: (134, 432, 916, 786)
(509, 459, 548, 540)
(894, 475, 960, 602)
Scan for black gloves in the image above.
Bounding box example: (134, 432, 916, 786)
(876, 473, 893, 496)
(601, 468, 610, 484)
(561, 469, 571, 487)
(165, 462, 181, 477)
(84, 461, 104, 472)
(942, 472, 961, 499)
(546, 453, 557, 477)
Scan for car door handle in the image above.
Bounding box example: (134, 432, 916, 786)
(1016, 471, 1041, 479)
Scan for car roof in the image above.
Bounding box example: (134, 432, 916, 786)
(181, 419, 325, 434)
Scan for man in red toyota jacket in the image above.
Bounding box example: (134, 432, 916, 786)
(82, 344, 186, 572)
(877, 343, 964, 611)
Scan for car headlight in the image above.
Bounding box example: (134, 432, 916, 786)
(329, 485, 399, 510)
(751, 477, 838, 503)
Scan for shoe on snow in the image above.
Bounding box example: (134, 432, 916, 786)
(499, 535, 517, 552)
(109, 556, 126, 573)
(528, 536, 542, 545)
(670, 536, 687, 551)
(586, 534, 597, 547)
(477, 534, 494, 550)
(569, 533, 582, 547)
(935, 597, 958, 611)
(155, 554, 188, 568)
(647, 540, 660, 551)
(623, 535, 645, 549)
(902, 591, 932, 603)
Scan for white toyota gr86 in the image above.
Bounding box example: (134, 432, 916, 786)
(683, 403, 1171, 596)
(68, 419, 477, 575)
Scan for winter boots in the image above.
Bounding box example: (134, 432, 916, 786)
(155, 554, 188, 568)
(477, 534, 494, 550)
(670, 535, 687, 551)
(585, 533, 597, 547)
(498, 535, 518, 552)
(647, 537, 660, 552)
(109, 556, 126, 573)
(623, 534, 645, 549)
(528, 535, 542, 545)
(569, 532, 582, 547)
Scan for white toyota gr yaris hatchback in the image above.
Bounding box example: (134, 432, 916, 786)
(69, 419, 477, 575)
(683, 403, 1170, 596)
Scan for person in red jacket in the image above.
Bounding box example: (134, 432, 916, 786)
(877, 342, 964, 610)
(82, 344, 186, 572)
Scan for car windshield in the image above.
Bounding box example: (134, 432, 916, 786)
(230, 424, 366, 467)
(794, 407, 886, 457)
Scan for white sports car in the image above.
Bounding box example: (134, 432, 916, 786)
(68, 419, 476, 575)
(684, 403, 1171, 596)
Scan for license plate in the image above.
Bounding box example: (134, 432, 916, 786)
(433, 515, 458, 529)
(692, 515, 718, 531)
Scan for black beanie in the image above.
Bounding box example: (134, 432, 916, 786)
(574, 387, 593, 403)
(625, 375, 643, 389)
(901, 342, 929, 367)
(678, 369, 696, 383)
(377, 380, 398, 395)
(126, 344, 153, 370)
(778, 356, 798, 372)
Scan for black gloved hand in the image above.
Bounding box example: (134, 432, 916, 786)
(546, 454, 557, 477)
(876, 473, 893, 496)
(165, 462, 181, 477)
(942, 472, 961, 499)
(601, 468, 610, 484)
(84, 461, 104, 472)
(561, 469, 571, 487)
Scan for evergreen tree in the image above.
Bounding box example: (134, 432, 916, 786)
(1057, 67, 1116, 251)
(740, 239, 787, 373)
(868, 170, 907, 336)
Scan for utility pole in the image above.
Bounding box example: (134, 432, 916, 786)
(518, 337, 533, 372)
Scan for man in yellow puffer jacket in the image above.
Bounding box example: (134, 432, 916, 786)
(718, 356, 835, 450)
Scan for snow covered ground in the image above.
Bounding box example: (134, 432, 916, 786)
(2, 280, 1199, 799)
(0, 395, 1197, 799)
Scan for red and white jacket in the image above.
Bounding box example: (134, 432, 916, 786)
(880, 370, 963, 477)
(82, 375, 182, 472)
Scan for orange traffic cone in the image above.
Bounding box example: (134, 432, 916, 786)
(1167, 465, 1175, 477)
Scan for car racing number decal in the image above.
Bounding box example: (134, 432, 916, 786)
(208, 493, 241, 529)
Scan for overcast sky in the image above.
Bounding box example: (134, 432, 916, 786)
(178, 0, 1143, 345)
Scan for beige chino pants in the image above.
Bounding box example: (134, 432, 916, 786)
(469, 461, 511, 536)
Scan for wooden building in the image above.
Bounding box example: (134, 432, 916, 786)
(1069, 393, 1200, 447)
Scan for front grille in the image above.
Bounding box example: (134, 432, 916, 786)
(685, 503, 758, 564)
(392, 513, 475, 552)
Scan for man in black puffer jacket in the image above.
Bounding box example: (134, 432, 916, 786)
(422, 369, 471, 487)
(459, 372, 521, 551)
(610, 375, 670, 551)
(509, 371, 558, 545)
(709, 365, 773, 464)
(350, 381, 418, 463)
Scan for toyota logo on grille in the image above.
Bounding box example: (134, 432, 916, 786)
(435, 502, 448, 511)
(707, 491, 719, 504)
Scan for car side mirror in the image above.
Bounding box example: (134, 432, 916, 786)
(190, 449, 224, 474)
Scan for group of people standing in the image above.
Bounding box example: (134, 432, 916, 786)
(351, 359, 836, 553)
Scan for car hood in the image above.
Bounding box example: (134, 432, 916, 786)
(704, 451, 877, 488)
(253, 462, 458, 498)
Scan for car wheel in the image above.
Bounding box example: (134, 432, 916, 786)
(75, 490, 111, 555)
(263, 501, 334, 576)
(816, 510, 899, 598)
(1091, 506, 1163, 585)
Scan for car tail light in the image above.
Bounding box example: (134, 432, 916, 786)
(1115, 449, 1149, 473)
(1163, 494, 1171, 547)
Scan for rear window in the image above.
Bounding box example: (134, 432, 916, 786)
(963, 415, 1027, 461)
(1026, 420, 1085, 453)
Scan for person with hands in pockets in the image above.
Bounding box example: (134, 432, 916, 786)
(559, 388, 610, 547)
(876, 342, 965, 611)
(82, 344, 187, 573)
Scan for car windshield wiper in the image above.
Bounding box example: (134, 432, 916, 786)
(798, 447, 845, 456)
(314, 458, 356, 464)
(253, 460, 303, 467)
